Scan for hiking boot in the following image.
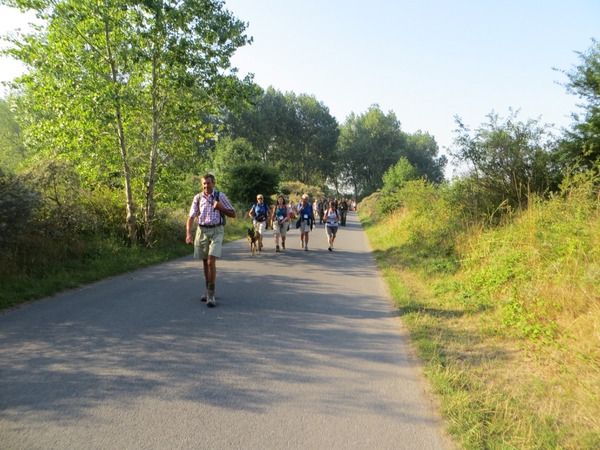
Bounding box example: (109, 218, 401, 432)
(275, 246, 280, 252)
(201, 291, 208, 302)
(207, 292, 216, 307)
(281, 242, 285, 249)
(328, 246, 332, 251)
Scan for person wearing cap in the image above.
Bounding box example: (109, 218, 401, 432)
(298, 194, 314, 251)
(186, 173, 236, 307)
(248, 194, 271, 250)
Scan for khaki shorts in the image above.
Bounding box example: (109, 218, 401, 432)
(299, 220, 311, 233)
(194, 225, 224, 260)
(253, 220, 266, 235)
(273, 221, 287, 236)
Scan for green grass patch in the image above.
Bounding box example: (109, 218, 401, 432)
(0, 219, 249, 311)
(359, 192, 600, 449)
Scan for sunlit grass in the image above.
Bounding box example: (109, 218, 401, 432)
(360, 186, 600, 449)
(0, 215, 250, 310)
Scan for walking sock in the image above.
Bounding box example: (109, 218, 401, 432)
(208, 283, 215, 291)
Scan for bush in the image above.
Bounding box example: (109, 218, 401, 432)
(280, 180, 324, 203)
(0, 168, 40, 250)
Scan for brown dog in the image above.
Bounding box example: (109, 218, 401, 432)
(247, 227, 258, 255)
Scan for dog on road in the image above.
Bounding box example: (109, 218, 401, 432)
(247, 227, 259, 255)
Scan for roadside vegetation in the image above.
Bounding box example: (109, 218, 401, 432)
(359, 142, 600, 448)
(1, 2, 599, 447)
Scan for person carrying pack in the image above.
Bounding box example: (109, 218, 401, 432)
(185, 173, 236, 307)
(323, 201, 340, 251)
(248, 194, 271, 250)
(271, 195, 289, 252)
(297, 194, 314, 251)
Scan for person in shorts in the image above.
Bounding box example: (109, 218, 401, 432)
(298, 194, 314, 251)
(186, 173, 235, 307)
(323, 201, 340, 251)
(271, 195, 289, 252)
(248, 194, 271, 250)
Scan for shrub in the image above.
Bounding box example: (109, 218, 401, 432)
(0, 168, 40, 250)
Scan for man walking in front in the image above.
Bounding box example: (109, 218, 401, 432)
(186, 173, 236, 307)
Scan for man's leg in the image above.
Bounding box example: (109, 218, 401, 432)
(204, 256, 217, 307)
(203, 257, 217, 284)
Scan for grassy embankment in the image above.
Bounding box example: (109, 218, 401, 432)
(0, 215, 250, 311)
(359, 183, 600, 449)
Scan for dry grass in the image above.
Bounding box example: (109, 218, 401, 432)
(362, 190, 600, 449)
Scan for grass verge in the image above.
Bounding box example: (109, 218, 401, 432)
(361, 207, 600, 449)
(0, 219, 249, 311)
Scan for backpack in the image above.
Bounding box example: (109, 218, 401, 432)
(253, 203, 268, 222)
(214, 190, 226, 225)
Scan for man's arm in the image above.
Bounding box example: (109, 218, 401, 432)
(186, 216, 195, 244)
(214, 197, 236, 218)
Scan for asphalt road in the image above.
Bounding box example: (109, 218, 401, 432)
(0, 212, 450, 449)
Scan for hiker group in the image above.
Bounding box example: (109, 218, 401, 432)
(186, 173, 354, 307)
(248, 193, 353, 252)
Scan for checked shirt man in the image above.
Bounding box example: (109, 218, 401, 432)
(186, 173, 236, 307)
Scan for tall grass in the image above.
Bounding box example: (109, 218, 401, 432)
(361, 177, 600, 449)
(0, 211, 250, 310)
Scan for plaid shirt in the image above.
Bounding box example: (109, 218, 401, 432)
(189, 190, 233, 226)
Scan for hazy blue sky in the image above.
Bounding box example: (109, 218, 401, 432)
(1, 1, 599, 175)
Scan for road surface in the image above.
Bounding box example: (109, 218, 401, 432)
(0, 212, 451, 449)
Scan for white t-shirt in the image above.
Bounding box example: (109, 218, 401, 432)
(325, 210, 339, 227)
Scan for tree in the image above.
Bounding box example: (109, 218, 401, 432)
(224, 88, 339, 186)
(449, 110, 557, 211)
(2, 0, 253, 245)
(224, 86, 289, 165)
(0, 97, 27, 172)
(337, 105, 406, 199)
(404, 131, 447, 184)
(556, 39, 600, 170)
(378, 157, 421, 214)
(219, 161, 279, 206)
(210, 136, 261, 179)
(282, 92, 339, 186)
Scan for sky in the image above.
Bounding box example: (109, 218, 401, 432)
(1, 0, 599, 176)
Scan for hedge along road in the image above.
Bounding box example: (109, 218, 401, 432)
(0, 212, 451, 449)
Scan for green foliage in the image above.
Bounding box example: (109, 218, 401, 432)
(378, 157, 420, 214)
(404, 131, 447, 184)
(2, 0, 255, 244)
(225, 87, 339, 186)
(458, 170, 600, 345)
(0, 168, 40, 250)
(0, 97, 27, 172)
(220, 161, 279, 206)
(338, 105, 406, 199)
(283, 92, 339, 185)
(556, 39, 600, 170)
(279, 180, 324, 203)
(210, 136, 261, 179)
(450, 109, 558, 213)
(362, 167, 600, 448)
